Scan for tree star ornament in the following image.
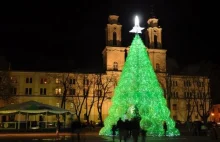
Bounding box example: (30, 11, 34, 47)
(129, 16, 144, 33)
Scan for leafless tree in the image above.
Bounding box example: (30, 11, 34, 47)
(83, 74, 96, 124)
(71, 73, 93, 122)
(192, 77, 211, 124)
(69, 72, 117, 124)
(47, 72, 71, 109)
(156, 73, 172, 110)
(0, 71, 15, 103)
(95, 72, 117, 125)
(181, 76, 195, 122)
(165, 75, 195, 122)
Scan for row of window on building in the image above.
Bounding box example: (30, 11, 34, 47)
(11, 77, 89, 85)
(170, 92, 208, 99)
(172, 103, 206, 110)
(171, 80, 206, 87)
(112, 62, 161, 71)
(113, 62, 161, 72)
(213, 108, 220, 113)
(12, 87, 102, 96)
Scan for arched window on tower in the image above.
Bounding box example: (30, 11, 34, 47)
(154, 35, 158, 48)
(113, 62, 118, 70)
(156, 63, 160, 72)
(113, 32, 117, 46)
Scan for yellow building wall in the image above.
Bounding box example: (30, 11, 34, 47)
(2, 68, 210, 124)
(212, 104, 220, 122)
(0, 71, 116, 124)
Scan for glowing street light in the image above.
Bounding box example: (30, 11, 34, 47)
(211, 113, 215, 122)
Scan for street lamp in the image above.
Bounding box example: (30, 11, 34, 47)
(211, 113, 215, 122)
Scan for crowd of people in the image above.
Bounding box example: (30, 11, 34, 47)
(111, 118, 167, 142)
(112, 117, 143, 142)
(55, 117, 219, 141)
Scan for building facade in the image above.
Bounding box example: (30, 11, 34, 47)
(0, 15, 212, 124)
(211, 104, 220, 122)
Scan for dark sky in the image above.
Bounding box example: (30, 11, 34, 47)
(0, 0, 217, 71)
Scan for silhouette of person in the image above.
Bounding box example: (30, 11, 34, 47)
(112, 124, 117, 141)
(117, 118, 124, 142)
(56, 118, 61, 138)
(163, 121, 167, 136)
(141, 129, 147, 142)
(131, 118, 140, 142)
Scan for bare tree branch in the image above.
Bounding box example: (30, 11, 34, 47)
(0, 71, 15, 103)
(96, 72, 117, 125)
(47, 72, 71, 109)
(192, 77, 211, 124)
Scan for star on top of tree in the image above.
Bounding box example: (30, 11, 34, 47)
(129, 16, 144, 34)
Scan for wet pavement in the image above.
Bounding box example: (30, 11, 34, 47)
(0, 127, 219, 142)
(0, 132, 218, 142)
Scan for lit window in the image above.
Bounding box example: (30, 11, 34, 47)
(40, 78, 47, 84)
(56, 103, 59, 107)
(55, 88, 62, 95)
(55, 78, 60, 84)
(11, 77, 18, 83)
(70, 103, 74, 108)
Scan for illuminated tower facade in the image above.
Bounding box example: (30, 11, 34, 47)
(102, 15, 127, 71)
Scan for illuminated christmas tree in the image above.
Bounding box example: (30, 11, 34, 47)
(99, 16, 180, 136)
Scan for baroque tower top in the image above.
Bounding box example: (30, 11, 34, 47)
(108, 15, 119, 24)
(145, 16, 162, 49)
(105, 15, 122, 47)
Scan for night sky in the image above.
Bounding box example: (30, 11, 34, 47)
(0, 1, 216, 71)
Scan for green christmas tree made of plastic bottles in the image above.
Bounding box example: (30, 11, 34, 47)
(99, 16, 180, 136)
